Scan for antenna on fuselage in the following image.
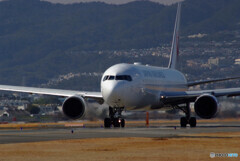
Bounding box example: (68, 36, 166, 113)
(168, 2, 181, 69)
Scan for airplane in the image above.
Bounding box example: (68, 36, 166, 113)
(0, 2, 240, 128)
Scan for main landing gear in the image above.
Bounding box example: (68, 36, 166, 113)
(179, 103, 197, 127)
(104, 107, 125, 128)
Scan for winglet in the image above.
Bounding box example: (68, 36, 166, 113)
(168, 2, 181, 69)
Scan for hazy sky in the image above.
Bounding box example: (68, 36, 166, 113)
(41, 0, 184, 5)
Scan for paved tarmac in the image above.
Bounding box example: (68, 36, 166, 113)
(0, 121, 240, 144)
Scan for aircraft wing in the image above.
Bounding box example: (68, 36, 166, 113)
(186, 88, 240, 97)
(161, 87, 240, 105)
(187, 76, 240, 87)
(0, 84, 103, 100)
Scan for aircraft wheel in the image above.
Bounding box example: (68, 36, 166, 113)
(189, 117, 197, 127)
(104, 118, 111, 128)
(120, 119, 125, 128)
(113, 118, 120, 127)
(180, 117, 188, 127)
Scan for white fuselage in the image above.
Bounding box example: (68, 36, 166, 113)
(101, 63, 187, 111)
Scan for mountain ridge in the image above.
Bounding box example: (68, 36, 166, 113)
(0, 0, 239, 87)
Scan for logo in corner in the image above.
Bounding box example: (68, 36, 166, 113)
(210, 152, 215, 158)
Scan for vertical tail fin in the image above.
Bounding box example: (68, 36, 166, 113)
(168, 2, 181, 69)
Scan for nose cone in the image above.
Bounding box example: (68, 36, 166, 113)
(102, 81, 125, 107)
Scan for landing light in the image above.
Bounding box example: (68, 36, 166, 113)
(134, 62, 141, 65)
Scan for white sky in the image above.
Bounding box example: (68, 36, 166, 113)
(41, 0, 184, 5)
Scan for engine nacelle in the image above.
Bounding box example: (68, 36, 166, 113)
(194, 94, 218, 119)
(62, 96, 87, 119)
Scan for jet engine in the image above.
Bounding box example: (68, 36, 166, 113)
(62, 96, 87, 119)
(194, 94, 218, 119)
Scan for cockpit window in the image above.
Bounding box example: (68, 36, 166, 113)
(103, 75, 132, 81)
(103, 75, 114, 81)
(108, 76, 115, 80)
(103, 76, 109, 81)
(116, 75, 132, 81)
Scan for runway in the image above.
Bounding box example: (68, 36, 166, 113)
(0, 121, 240, 144)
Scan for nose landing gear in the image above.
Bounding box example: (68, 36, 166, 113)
(104, 107, 125, 128)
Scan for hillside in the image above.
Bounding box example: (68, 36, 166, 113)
(0, 0, 239, 87)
